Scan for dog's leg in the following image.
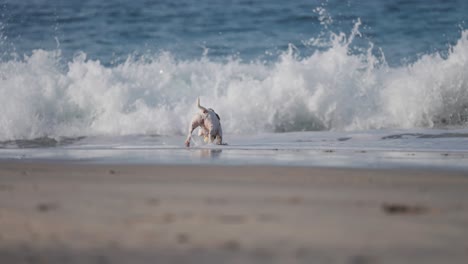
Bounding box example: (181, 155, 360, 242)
(185, 121, 200, 147)
(216, 126, 223, 145)
(215, 135, 222, 145)
(208, 129, 219, 144)
(184, 130, 193, 147)
(198, 127, 210, 143)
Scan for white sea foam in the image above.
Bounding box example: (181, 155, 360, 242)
(0, 25, 467, 141)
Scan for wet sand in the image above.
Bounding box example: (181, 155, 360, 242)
(0, 162, 467, 263)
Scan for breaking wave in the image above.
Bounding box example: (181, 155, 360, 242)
(0, 23, 467, 141)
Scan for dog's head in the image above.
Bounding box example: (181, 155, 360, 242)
(208, 108, 220, 120)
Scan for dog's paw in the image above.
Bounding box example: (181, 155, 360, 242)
(184, 140, 190, 147)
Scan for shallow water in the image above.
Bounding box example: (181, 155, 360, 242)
(1, 129, 467, 170)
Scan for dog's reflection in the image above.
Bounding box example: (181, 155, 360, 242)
(197, 149, 223, 159)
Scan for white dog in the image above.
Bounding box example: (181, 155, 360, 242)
(185, 98, 223, 147)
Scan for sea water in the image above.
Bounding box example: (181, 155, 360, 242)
(1, 0, 468, 169)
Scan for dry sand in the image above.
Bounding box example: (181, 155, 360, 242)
(0, 162, 467, 263)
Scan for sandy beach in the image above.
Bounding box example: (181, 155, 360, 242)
(0, 162, 467, 264)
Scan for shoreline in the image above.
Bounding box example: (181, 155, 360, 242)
(1, 146, 468, 172)
(1, 162, 468, 263)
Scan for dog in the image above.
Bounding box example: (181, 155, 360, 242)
(185, 98, 223, 147)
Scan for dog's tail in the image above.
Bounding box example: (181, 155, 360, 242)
(197, 97, 208, 113)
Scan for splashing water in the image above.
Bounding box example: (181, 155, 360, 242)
(0, 21, 467, 141)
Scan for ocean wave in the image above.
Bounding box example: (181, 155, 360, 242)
(0, 24, 467, 140)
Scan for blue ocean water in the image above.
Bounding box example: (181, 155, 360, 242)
(2, 0, 467, 65)
(0, 0, 467, 142)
